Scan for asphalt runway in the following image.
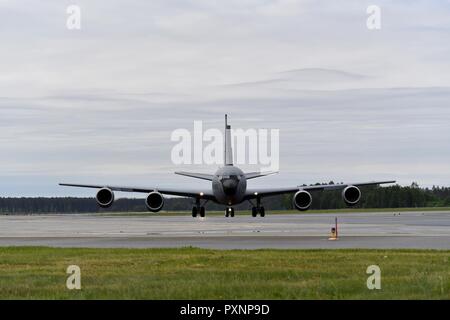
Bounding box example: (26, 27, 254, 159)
(0, 211, 449, 249)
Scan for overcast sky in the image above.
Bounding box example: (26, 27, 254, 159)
(1, 0, 450, 197)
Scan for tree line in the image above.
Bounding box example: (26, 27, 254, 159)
(1, 183, 450, 214)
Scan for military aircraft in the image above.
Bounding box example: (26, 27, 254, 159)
(60, 115, 395, 217)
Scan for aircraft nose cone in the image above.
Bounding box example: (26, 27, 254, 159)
(222, 179, 238, 195)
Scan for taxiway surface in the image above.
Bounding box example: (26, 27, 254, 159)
(0, 211, 449, 249)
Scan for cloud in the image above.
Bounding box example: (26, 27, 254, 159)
(0, 1, 450, 196)
(221, 68, 372, 91)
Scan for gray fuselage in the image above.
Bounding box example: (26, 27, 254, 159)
(212, 166, 247, 206)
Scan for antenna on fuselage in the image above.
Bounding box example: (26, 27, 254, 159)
(224, 114, 233, 166)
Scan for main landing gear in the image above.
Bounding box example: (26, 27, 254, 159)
(250, 197, 265, 217)
(225, 207, 235, 217)
(251, 206, 265, 217)
(192, 206, 205, 218)
(192, 198, 207, 218)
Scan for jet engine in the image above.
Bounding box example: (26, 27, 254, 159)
(96, 188, 115, 208)
(293, 190, 313, 211)
(145, 191, 164, 212)
(342, 185, 361, 206)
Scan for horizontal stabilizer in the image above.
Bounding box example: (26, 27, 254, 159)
(174, 171, 215, 181)
(244, 171, 278, 180)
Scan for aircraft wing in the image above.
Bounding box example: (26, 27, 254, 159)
(244, 180, 396, 199)
(59, 183, 216, 200)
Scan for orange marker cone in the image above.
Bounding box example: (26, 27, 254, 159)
(328, 217, 339, 240)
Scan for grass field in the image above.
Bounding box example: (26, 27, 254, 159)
(96, 207, 450, 217)
(0, 247, 448, 299)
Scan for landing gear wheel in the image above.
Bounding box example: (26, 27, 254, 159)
(192, 206, 198, 218)
(259, 206, 265, 217)
(225, 207, 234, 217)
(200, 206, 205, 218)
(251, 207, 257, 217)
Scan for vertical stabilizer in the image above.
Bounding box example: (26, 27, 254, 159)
(224, 114, 233, 166)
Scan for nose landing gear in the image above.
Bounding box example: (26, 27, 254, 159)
(225, 207, 235, 217)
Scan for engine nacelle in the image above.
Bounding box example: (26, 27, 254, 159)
(342, 185, 361, 206)
(293, 190, 313, 211)
(145, 191, 164, 212)
(96, 188, 115, 208)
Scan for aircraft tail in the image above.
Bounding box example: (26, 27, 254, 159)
(224, 114, 233, 166)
